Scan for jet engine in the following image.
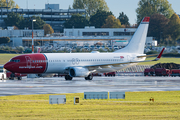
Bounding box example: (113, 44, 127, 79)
(69, 67, 90, 77)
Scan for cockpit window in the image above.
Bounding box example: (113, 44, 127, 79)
(10, 59, 20, 63)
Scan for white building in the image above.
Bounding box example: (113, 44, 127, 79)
(0, 27, 44, 46)
(0, 27, 44, 37)
(64, 27, 136, 37)
(1, 26, 157, 47)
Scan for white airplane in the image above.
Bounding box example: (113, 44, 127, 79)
(4, 17, 165, 80)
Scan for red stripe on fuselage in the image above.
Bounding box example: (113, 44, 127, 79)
(4, 53, 47, 74)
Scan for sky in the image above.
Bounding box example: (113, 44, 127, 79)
(13, 0, 180, 25)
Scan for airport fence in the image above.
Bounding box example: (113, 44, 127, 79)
(116, 65, 152, 76)
(118, 65, 152, 72)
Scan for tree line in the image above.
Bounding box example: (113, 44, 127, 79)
(136, 0, 180, 45)
(69, 0, 180, 45)
(63, 10, 128, 29)
(3, 12, 54, 35)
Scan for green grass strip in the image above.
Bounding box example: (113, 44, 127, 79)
(0, 91, 180, 119)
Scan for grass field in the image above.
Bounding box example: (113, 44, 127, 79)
(0, 54, 20, 65)
(138, 57, 180, 65)
(0, 91, 180, 119)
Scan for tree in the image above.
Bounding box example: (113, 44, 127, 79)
(4, 12, 24, 29)
(0, 0, 19, 9)
(136, 0, 174, 24)
(24, 16, 46, 29)
(167, 13, 180, 41)
(147, 13, 169, 44)
(0, 37, 10, 45)
(73, 0, 85, 9)
(89, 10, 112, 28)
(43, 24, 54, 35)
(16, 46, 24, 53)
(64, 14, 89, 28)
(101, 15, 122, 28)
(118, 12, 130, 27)
(72, 0, 109, 16)
(4, 13, 46, 29)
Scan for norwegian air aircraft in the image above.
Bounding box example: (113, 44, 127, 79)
(4, 17, 165, 80)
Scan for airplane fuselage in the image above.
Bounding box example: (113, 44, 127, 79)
(4, 53, 146, 74)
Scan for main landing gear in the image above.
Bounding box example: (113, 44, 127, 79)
(85, 74, 93, 80)
(64, 74, 93, 80)
(65, 75, 73, 80)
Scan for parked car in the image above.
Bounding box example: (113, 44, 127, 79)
(144, 68, 155, 76)
(104, 72, 116, 77)
(170, 69, 180, 77)
(155, 68, 170, 76)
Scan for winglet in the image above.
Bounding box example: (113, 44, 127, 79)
(153, 48, 165, 61)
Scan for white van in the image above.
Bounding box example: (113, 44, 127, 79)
(0, 66, 7, 80)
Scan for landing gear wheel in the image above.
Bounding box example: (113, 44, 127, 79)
(9, 77, 14, 80)
(65, 75, 73, 80)
(17, 76, 22, 80)
(10, 73, 15, 80)
(85, 74, 93, 80)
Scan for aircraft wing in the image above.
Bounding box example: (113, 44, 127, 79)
(84, 48, 165, 69)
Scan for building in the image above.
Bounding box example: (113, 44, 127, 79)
(63, 27, 136, 46)
(64, 27, 136, 37)
(0, 26, 156, 47)
(22, 27, 139, 47)
(45, 4, 59, 10)
(0, 4, 86, 32)
(0, 27, 44, 46)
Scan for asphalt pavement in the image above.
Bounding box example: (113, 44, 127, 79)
(0, 76, 180, 96)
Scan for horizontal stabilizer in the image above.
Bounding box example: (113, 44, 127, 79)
(137, 48, 165, 58)
(140, 48, 165, 62)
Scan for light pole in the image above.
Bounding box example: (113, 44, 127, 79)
(32, 19, 36, 53)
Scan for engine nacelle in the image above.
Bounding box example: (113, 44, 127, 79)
(69, 67, 90, 77)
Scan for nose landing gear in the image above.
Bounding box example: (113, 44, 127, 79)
(65, 75, 73, 80)
(9, 73, 22, 80)
(9, 73, 15, 80)
(85, 74, 93, 80)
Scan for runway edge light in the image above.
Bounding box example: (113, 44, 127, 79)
(74, 97, 80, 105)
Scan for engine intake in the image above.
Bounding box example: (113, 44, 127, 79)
(69, 67, 90, 77)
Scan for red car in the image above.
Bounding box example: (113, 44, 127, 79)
(170, 69, 180, 77)
(144, 68, 155, 76)
(104, 72, 116, 77)
(155, 68, 170, 76)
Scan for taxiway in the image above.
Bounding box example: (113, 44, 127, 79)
(0, 76, 180, 96)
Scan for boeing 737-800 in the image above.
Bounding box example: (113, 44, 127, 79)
(4, 17, 165, 80)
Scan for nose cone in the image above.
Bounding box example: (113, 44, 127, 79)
(4, 62, 12, 72)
